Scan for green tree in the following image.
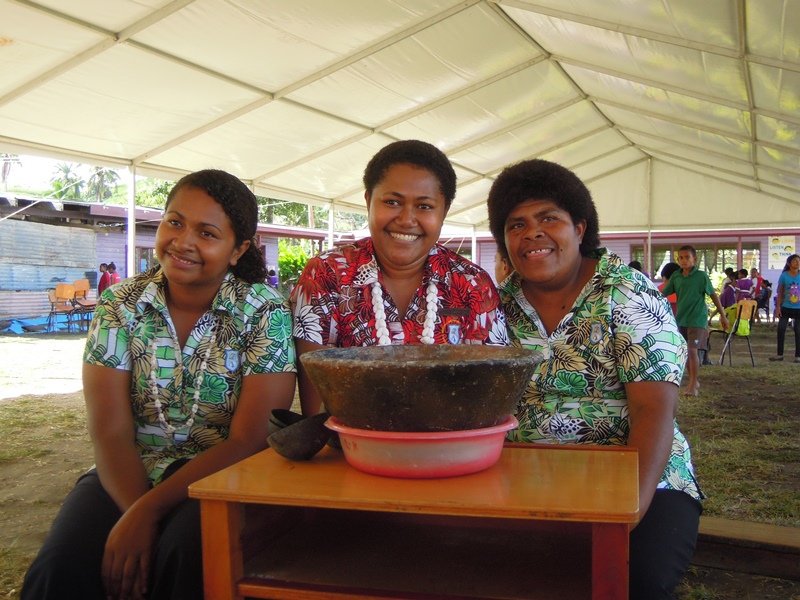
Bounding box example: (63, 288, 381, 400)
(277, 239, 310, 287)
(1, 153, 21, 191)
(86, 166, 121, 201)
(135, 178, 172, 208)
(50, 162, 84, 199)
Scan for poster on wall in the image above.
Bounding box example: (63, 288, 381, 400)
(768, 236, 796, 270)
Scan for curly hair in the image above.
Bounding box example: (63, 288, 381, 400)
(487, 159, 600, 259)
(362, 140, 456, 210)
(166, 170, 267, 283)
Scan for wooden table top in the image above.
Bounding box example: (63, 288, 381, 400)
(190, 444, 639, 524)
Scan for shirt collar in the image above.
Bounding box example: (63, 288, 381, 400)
(136, 269, 238, 316)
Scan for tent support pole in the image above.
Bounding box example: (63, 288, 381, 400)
(127, 165, 137, 278)
(646, 158, 653, 275)
(471, 226, 477, 265)
(328, 201, 335, 250)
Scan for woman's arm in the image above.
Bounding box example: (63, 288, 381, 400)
(132, 371, 296, 514)
(296, 338, 327, 416)
(83, 363, 150, 511)
(624, 380, 678, 522)
(775, 280, 784, 318)
(102, 370, 296, 599)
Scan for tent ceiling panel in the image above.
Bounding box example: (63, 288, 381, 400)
(756, 114, 800, 152)
(585, 163, 649, 231)
(650, 163, 800, 229)
(746, 0, 800, 62)
(1, 0, 798, 232)
(383, 61, 574, 150)
(567, 67, 751, 136)
(449, 101, 607, 173)
(510, 0, 740, 48)
(538, 129, 636, 168)
(749, 64, 800, 116)
(571, 147, 646, 183)
(131, 0, 455, 92)
(148, 101, 366, 179)
(757, 145, 800, 173)
(505, 6, 747, 101)
(284, 4, 537, 128)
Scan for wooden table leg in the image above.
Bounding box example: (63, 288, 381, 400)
(200, 499, 244, 600)
(591, 522, 629, 600)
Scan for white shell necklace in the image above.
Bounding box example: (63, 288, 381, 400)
(148, 324, 216, 443)
(371, 280, 438, 345)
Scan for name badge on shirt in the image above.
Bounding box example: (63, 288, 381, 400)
(590, 322, 603, 344)
(224, 349, 240, 372)
(446, 322, 462, 345)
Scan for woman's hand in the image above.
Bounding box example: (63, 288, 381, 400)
(102, 501, 159, 599)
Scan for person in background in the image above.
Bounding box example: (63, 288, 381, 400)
(291, 139, 508, 416)
(663, 246, 728, 396)
(97, 263, 111, 296)
(628, 259, 644, 272)
(494, 249, 512, 284)
(769, 253, 800, 363)
(750, 267, 765, 323)
(659, 261, 680, 316)
(707, 267, 736, 324)
(735, 268, 752, 301)
(267, 268, 279, 288)
(97, 263, 108, 292)
(487, 159, 703, 600)
(107, 262, 121, 286)
(22, 169, 297, 600)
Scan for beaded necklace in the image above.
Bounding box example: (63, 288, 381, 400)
(148, 324, 216, 443)
(370, 280, 439, 345)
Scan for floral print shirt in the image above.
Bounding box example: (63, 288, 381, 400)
(291, 238, 509, 346)
(500, 249, 702, 501)
(84, 268, 296, 484)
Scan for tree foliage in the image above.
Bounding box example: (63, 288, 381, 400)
(257, 197, 367, 233)
(135, 178, 172, 208)
(86, 166, 121, 201)
(1, 154, 21, 191)
(277, 239, 310, 286)
(49, 162, 83, 199)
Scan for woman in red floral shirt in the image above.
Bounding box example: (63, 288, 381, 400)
(291, 140, 509, 416)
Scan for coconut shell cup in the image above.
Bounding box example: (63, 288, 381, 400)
(300, 345, 540, 432)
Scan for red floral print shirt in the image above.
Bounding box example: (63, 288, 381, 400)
(290, 238, 508, 347)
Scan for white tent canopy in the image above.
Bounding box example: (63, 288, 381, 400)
(1, 0, 799, 234)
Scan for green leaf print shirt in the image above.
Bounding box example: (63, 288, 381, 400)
(84, 268, 296, 484)
(500, 250, 702, 502)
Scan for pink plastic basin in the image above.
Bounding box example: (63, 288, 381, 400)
(325, 415, 518, 479)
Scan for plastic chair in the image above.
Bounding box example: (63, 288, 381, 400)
(713, 299, 757, 366)
(71, 278, 97, 330)
(47, 284, 76, 332)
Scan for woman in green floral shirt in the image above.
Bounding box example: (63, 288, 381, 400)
(487, 160, 702, 600)
(23, 170, 296, 600)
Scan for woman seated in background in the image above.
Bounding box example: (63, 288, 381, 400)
(487, 159, 703, 600)
(23, 170, 297, 600)
(291, 139, 508, 416)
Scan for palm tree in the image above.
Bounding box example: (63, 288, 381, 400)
(50, 162, 83, 199)
(1, 153, 21, 191)
(86, 166, 120, 201)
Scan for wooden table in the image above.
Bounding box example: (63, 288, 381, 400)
(189, 444, 638, 600)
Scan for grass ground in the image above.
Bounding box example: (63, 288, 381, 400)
(0, 325, 798, 599)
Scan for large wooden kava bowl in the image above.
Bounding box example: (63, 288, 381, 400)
(301, 345, 539, 432)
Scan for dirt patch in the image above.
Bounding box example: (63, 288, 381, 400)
(0, 392, 91, 557)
